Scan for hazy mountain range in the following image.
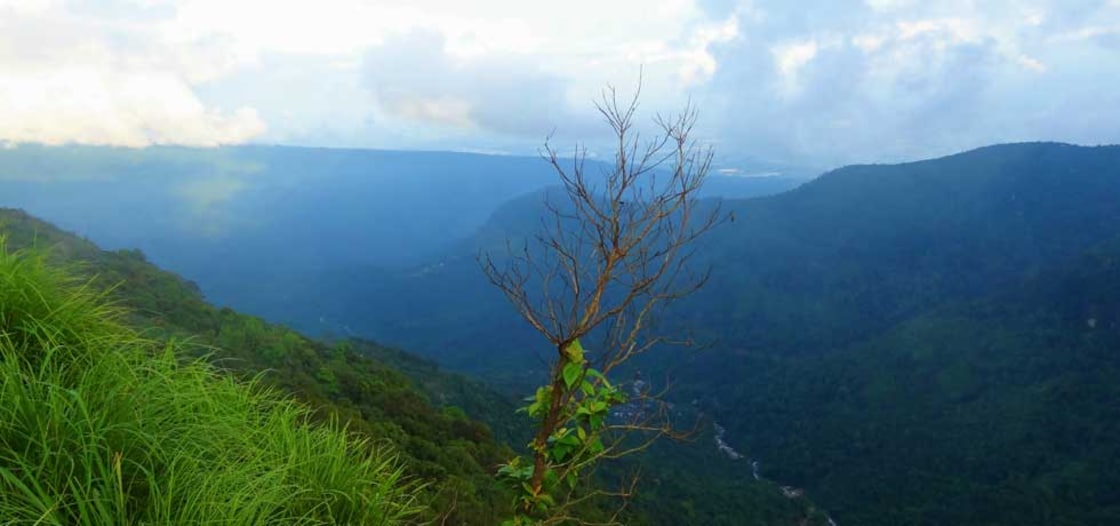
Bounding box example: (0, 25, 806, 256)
(0, 144, 809, 315)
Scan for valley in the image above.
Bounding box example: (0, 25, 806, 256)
(2, 141, 1119, 524)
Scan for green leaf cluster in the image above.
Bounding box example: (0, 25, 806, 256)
(498, 339, 631, 521)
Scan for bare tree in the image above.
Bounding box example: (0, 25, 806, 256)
(481, 84, 724, 524)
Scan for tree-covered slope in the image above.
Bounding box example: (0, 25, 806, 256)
(667, 143, 1120, 524)
(705, 237, 1120, 525)
(685, 141, 1120, 355)
(0, 208, 518, 525)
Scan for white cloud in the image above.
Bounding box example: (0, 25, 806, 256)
(771, 39, 819, 97)
(0, 67, 264, 147)
(700, 0, 1120, 165)
(361, 30, 580, 138)
(677, 14, 741, 83)
(0, 0, 264, 147)
(350, 0, 744, 145)
(1, 0, 746, 148)
(3, 0, 1120, 164)
(773, 40, 819, 76)
(167, 0, 731, 83)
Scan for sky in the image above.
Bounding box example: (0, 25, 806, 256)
(1, 0, 1118, 168)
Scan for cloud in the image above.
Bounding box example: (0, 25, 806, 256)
(3, 0, 1120, 166)
(361, 31, 580, 137)
(0, 0, 264, 147)
(86, 0, 741, 152)
(342, 2, 744, 150)
(771, 39, 819, 96)
(698, 0, 1120, 165)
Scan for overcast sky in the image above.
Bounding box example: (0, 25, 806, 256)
(2, 0, 1118, 167)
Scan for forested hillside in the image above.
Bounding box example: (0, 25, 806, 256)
(0, 208, 517, 524)
(689, 239, 1120, 524)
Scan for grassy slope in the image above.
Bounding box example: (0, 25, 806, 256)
(0, 240, 421, 524)
(0, 208, 515, 525)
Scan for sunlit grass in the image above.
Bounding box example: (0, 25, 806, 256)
(0, 239, 423, 524)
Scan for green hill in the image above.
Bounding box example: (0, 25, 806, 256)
(705, 238, 1120, 524)
(662, 143, 1120, 524)
(0, 238, 421, 524)
(0, 208, 516, 524)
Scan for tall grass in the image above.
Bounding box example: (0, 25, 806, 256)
(0, 240, 424, 525)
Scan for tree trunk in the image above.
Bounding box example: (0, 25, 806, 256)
(525, 351, 569, 509)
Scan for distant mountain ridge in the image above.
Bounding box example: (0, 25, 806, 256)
(0, 143, 808, 317)
(685, 141, 1120, 352)
(306, 142, 1120, 369)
